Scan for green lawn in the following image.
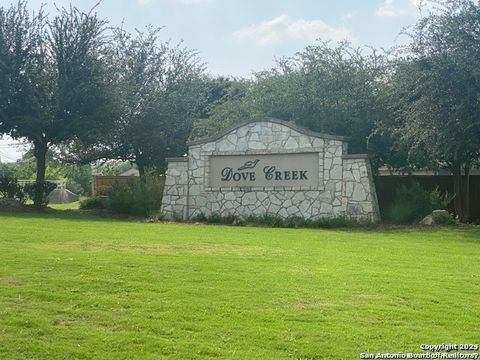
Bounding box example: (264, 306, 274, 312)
(0, 212, 479, 359)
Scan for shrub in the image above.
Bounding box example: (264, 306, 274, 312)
(385, 182, 431, 223)
(192, 212, 373, 229)
(108, 178, 162, 217)
(385, 182, 453, 224)
(433, 212, 455, 225)
(0, 175, 26, 203)
(79, 196, 106, 210)
(23, 181, 58, 207)
(429, 187, 454, 210)
(65, 179, 84, 196)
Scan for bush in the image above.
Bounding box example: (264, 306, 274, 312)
(79, 196, 106, 210)
(23, 181, 58, 207)
(433, 212, 455, 225)
(0, 175, 26, 203)
(430, 187, 454, 210)
(108, 178, 163, 217)
(65, 178, 84, 196)
(385, 182, 453, 224)
(192, 212, 373, 229)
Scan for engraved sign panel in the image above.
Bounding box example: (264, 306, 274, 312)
(209, 153, 319, 188)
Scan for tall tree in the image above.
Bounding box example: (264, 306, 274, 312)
(390, 0, 480, 221)
(0, 1, 112, 207)
(194, 42, 386, 156)
(69, 26, 206, 177)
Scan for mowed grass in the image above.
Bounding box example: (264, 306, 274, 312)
(0, 212, 479, 359)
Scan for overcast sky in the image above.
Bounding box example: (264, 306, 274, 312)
(0, 0, 423, 162)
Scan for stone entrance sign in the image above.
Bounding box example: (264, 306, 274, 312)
(161, 118, 380, 221)
(209, 153, 319, 188)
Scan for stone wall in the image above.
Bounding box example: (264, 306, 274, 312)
(161, 118, 380, 222)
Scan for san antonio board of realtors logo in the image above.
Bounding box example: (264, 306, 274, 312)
(221, 159, 308, 183)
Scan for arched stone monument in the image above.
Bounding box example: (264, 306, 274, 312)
(161, 118, 380, 221)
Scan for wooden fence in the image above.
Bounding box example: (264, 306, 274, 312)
(375, 175, 480, 222)
(92, 176, 165, 196)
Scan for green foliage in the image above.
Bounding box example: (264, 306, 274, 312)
(385, 0, 480, 221)
(430, 187, 454, 210)
(433, 212, 456, 225)
(193, 42, 386, 156)
(67, 26, 207, 175)
(23, 181, 57, 207)
(108, 178, 163, 217)
(79, 196, 106, 210)
(0, 175, 26, 203)
(191, 212, 373, 229)
(385, 182, 453, 224)
(385, 182, 431, 224)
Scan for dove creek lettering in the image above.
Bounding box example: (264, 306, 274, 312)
(221, 167, 256, 182)
(210, 153, 319, 188)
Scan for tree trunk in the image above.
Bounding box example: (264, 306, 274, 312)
(137, 162, 146, 182)
(463, 165, 470, 223)
(452, 162, 463, 222)
(33, 139, 48, 209)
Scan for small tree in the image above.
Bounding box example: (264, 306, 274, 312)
(0, 1, 113, 208)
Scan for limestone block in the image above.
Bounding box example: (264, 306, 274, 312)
(352, 183, 367, 201)
(268, 141, 283, 149)
(284, 137, 299, 149)
(227, 134, 237, 144)
(217, 139, 235, 152)
(320, 202, 333, 214)
(335, 182, 342, 192)
(211, 202, 220, 213)
(175, 196, 187, 205)
(330, 165, 343, 180)
(168, 168, 180, 177)
(298, 137, 312, 148)
(271, 196, 282, 205)
(359, 164, 368, 177)
(236, 126, 248, 138)
(319, 190, 333, 203)
(201, 142, 216, 152)
(278, 208, 289, 218)
(269, 203, 280, 214)
(196, 196, 207, 207)
(287, 205, 300, 216)
(343, 170, 355, 181)
(252, 205, 266, 216)
(224, 201, 234, 209)
(324, 157, 333, 171)
(299, 200, 311, 215)
(312, 138, 324, 148)
(224, 192, 236, 201)
(236, 138, 248, 151)
(248, 132, 260, 142)
(249, 141, 267, 150)
(167, 186, 179, 196)
(257, 192, 268, 202)
(293, 192, 305, 202)
(190, 185, 201, 196)
(345, 182, 354, 197)
(305, 191, 319, 199)
(352, 169, 361, 182)
(241, 192, 257, 206)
